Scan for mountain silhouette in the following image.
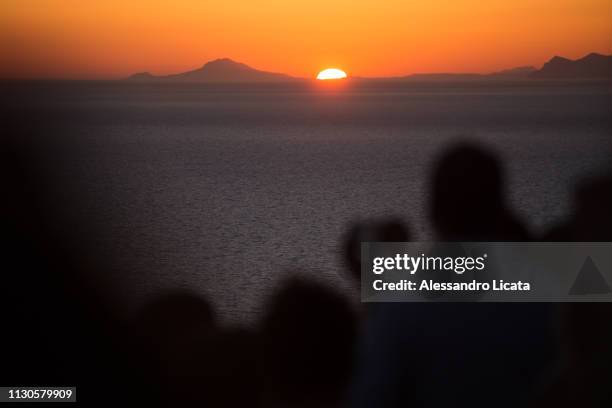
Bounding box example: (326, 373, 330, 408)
(399, 66, 536, 81)
(532, 53, 612, 79)
(127, 53, 611, 82)
(128, 58, 297, 82)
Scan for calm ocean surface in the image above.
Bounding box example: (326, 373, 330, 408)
(6, 81, 612, 322)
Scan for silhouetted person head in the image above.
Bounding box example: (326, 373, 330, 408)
(430, 142, 528, 240)
(343, 217, 411, 282)
(260, 278, 357, 407)
(133, 291, 216, 356)
(131, 291, 219, 405)
(132, 292, 264, 407)
(542, 174, 612, 242)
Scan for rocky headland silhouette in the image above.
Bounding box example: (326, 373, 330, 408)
(532, 53, 612, 79)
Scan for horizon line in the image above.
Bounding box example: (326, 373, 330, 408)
(2, 51, 610, 82)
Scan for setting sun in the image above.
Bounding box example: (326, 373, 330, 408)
(316, 68, 347, 80)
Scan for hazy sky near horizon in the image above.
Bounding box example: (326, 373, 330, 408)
(1, 0, 611, 79)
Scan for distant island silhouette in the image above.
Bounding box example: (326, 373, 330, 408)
(130, 58, 295, 82)
(128, 53, 612, 82)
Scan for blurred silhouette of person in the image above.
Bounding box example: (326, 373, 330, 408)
(1, 135, 129, 406)
(349, 142, 556, 408)
(538, 174, 612, 407)
(543, 174, 612, 242)
(130, 291, 215, 405)
(430, 143, 529, 241)
(130, 291, 261, 407)
(342, 217, 411, 283)
(259, 277, 357, 408)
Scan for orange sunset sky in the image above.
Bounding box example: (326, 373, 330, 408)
(1, 0, 611, 79)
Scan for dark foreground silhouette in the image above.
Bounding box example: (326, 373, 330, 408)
(2, 137, 612, 407)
